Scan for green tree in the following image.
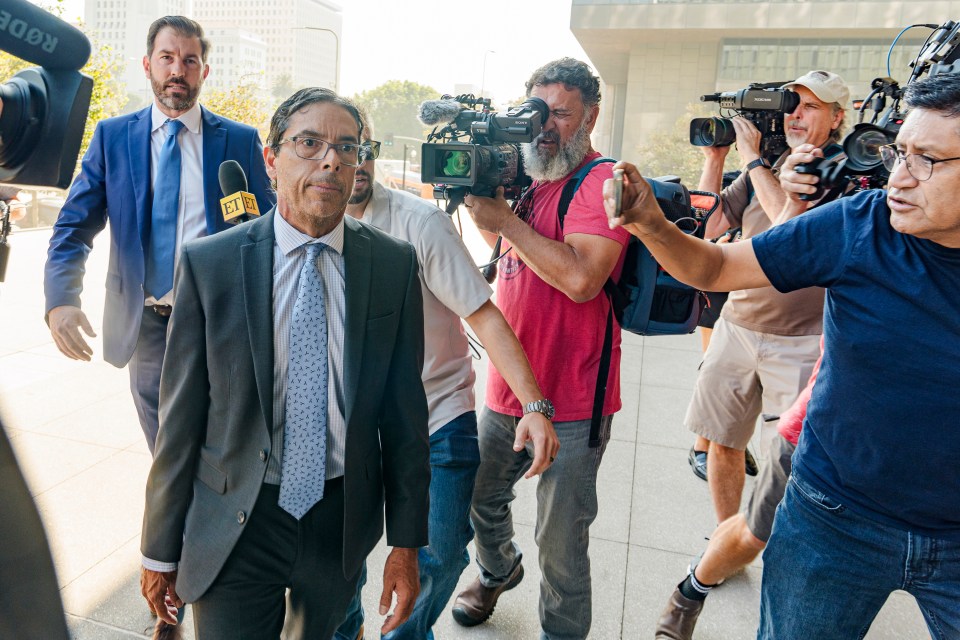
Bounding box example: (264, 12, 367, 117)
(632, 103, 742, 187)
(351, 80, 439, 159)
(203, 82, 272, 141)
(272, 73, 297, 104)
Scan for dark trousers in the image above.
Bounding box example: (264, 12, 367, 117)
(192, 480, 360, 640)
(127, 307, 168, 454)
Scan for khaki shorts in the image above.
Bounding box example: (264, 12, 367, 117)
(684, 318, 820, 450)
(745, 434, 796, 542)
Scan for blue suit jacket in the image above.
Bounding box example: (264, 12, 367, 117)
(43, 105, 275, 367)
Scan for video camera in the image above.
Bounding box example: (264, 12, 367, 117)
(418, 93, 548, 207)
(689, 83, 799, 160)
(0, 0, 94, 281)
(0, 0, 94, 190)
(796, 20, 960, 199)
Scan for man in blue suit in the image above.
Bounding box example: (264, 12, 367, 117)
(43, 16, 274, 453)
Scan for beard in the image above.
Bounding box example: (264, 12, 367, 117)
(349, 166, 374, 205)
(151, 74, 202, 112)
(521, 117, 593, 182)
(785, 119, 810, 149)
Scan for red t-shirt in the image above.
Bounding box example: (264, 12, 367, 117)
(777, 336, 824, 446)
(486, 152, 630, 421)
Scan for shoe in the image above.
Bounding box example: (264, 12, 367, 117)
(688, 445, 759, 479)
(451, 563, 524, 627)
(744, 447, 758, 477)
(688, 446, 707, 481)
(654, 586, 704, 640)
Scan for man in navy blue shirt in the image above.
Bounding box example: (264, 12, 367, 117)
(610, 73, 960, 639)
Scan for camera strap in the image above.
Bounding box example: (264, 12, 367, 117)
(557, 157, 617, 448)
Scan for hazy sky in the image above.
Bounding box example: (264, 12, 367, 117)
(49, 0, 591, 105)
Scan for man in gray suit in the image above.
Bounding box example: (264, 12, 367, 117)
(139, 88, 430, 639)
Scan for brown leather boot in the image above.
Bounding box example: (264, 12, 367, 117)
(451, 563, 524, 627)
(654, 586, 704, 640)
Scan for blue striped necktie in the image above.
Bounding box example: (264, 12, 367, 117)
(145, 118, 185, 299)
(278, 243, 329, 520)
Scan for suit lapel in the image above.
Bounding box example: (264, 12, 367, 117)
(341, 216, 371, 427)
(128, 107, 152, 253)
(241, 211, 276, 434)
(202, 107, 228, 234)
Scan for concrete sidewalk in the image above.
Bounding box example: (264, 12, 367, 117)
(0, 225, 929, 639)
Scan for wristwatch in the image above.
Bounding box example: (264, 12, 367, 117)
(523, 399, 556, 420)
(745, 158, 770, 172)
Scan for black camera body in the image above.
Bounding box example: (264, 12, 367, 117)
(420, 95, 548, 199)
(690, 83, 800, 160)
(795, 20, 960, 199)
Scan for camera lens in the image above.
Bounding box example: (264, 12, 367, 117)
(441, 150, 472, 177)
(690, 117, 736, 147)
(846, 128, 891, 171)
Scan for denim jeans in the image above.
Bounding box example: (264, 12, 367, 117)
(470, 408, 612, 640)
(759, 472, 960, 640)
(334, 412, 480, 640)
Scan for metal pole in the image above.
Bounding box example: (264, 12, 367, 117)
(481, 50, 496, 98)
(402, 144, 408, 191)
(295, 27, 340, 92)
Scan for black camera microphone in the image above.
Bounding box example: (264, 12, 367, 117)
(218, 160, 261, 225)
(418, 98, 465, 126)
(0, 0, 91, 71)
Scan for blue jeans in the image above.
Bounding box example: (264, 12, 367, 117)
(759, 472, 960, 639)
(335, 412, 480, 640)
(470, 408, 612, 640)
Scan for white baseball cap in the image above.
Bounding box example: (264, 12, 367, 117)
(783, 70, 850, 109)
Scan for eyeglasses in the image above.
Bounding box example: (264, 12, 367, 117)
(361, 140, 381, 162)
(879, 144, 960, 182)
(279, 136, 364, 166)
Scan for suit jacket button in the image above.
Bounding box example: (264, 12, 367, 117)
(259, 449, 267, 462)
(237, 511, 246, 524)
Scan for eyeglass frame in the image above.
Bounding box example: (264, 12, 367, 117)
(879, 143, 960, 182)
(360, 140, 382, 162)
(277, 136, 365, 166)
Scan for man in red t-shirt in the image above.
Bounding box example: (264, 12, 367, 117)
(453, 58, 630, 639)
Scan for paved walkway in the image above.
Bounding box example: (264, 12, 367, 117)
(0, 225, 929, 639)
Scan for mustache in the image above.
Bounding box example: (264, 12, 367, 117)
(308, 177, 343, 190)
(535, 130, 561, 145)
(164, 78, 188, 89)
(786, 120, 807, 130)
(354, 169, 371, 180)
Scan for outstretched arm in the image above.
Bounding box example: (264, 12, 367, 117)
(464, 299, 559, 477)
(606, 161, 771, 293)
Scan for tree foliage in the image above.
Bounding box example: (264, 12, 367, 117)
(351, 80, 439, 159)
(632, 103, 742, 187)
(204, 82, 272, 141)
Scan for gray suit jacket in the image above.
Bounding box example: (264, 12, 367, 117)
(140, 210, 430, 603)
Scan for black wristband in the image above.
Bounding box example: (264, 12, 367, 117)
(745, 158, 770, 172)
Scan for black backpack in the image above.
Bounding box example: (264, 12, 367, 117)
(557, 158, 714, 446)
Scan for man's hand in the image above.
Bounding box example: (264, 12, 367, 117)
(777, 143, 823, 219)
(731, 116, 763, 164)
(604, 162, 667, 234)
(464, 187, 515, 236)
(515, 413, 559, 478)
(379, 547, 419, 634)
(701, 142, 731, 163)
(140, 568, 182, 625)
(47, 305, 96, 361)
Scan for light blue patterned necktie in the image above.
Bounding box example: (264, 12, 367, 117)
(279, 243, 329, 520)
(145, 118, 185, 299)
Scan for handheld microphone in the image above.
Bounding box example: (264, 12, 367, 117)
(418, 98, 465, 126)
(218, 160, 261, 225)
(0, 0, 91, 71)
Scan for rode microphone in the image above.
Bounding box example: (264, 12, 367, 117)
(218, 160, 261, 224)
(0, 0, 91, 71)
(418, 98, 465, 126)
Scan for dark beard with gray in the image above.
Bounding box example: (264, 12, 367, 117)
(152, 76, 201, 112)
(521, 117, 592, 182)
